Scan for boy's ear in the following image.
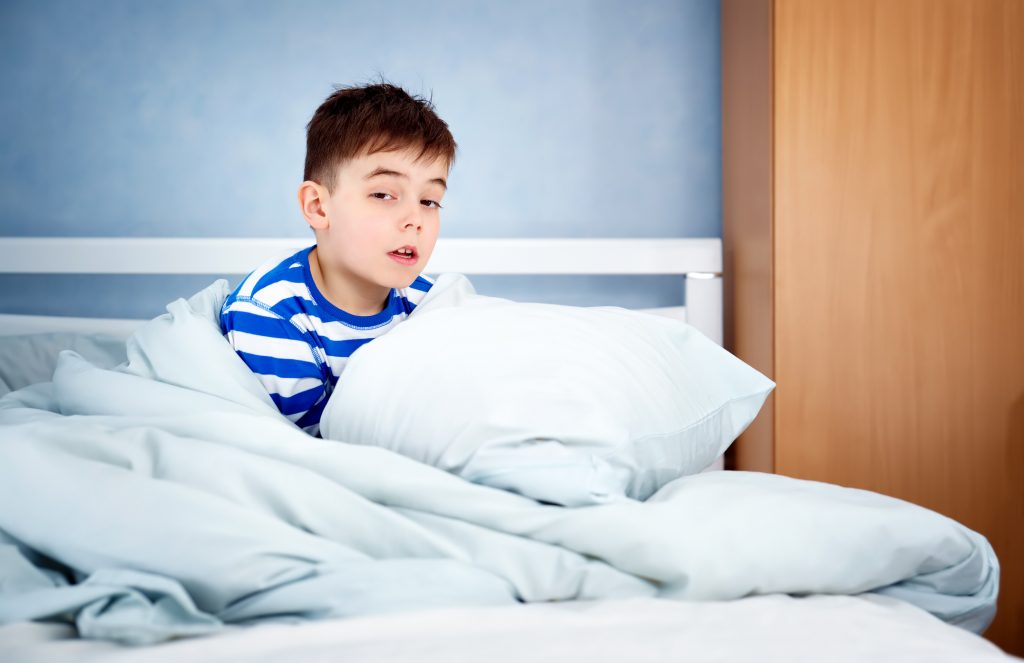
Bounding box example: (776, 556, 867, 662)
(298, 180, 330, 230)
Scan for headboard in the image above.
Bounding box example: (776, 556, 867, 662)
(0, 237, 723, 345)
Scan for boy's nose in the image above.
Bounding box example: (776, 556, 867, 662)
(400, 203, 424, 230)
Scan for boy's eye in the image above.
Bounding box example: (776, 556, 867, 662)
(421, 199, 443, 209)
(370, 192, 394, 200)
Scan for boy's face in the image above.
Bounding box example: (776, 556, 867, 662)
(306, 146, 448, 290)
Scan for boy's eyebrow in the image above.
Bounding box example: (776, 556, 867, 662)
(364, 166, 447, 190)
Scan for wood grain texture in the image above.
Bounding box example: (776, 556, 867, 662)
(722, 0, 775, 473)
(773, 0, 1024, 652)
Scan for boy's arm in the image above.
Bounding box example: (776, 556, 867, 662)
(220, 301, 328, 434)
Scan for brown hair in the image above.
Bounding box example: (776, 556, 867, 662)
(303, 82, 457, 192)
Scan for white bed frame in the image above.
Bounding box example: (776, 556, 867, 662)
(0, 237, 723, 342)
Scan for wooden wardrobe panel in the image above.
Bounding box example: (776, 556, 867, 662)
(773, 0, 1023, 651)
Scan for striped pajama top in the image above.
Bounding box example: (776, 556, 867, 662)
(220, 246, 433, 436)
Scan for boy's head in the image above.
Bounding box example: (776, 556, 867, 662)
(298, 82, 456, 298)
(303, 83, 456, 192)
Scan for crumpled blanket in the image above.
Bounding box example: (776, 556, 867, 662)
(0, 279, 999, 644)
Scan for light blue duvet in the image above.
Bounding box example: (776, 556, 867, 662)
(0, 281, 999, 644)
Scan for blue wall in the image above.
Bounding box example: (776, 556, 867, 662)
(0, 0, 721, 318)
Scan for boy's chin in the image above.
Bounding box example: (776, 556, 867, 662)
(376, 270, 421, 290)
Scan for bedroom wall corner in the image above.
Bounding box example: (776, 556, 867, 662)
(721, 0, 775, 474)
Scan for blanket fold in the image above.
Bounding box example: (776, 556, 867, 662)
(0, 278, 1000, 644)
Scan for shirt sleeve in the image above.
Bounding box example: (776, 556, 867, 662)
(220, 299, 328, 435)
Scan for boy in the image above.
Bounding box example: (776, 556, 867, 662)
(221, 83, 456, 436)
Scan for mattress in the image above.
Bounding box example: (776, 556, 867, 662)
(1, 595, 1017, 663)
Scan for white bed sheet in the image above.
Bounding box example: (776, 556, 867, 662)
(1, 595, 1017, 663)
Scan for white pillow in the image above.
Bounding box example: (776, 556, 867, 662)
(321, 274, 774, 506)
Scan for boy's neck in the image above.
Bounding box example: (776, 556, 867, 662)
(308, 247, 390, 316)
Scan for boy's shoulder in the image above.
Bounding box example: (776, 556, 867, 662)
(405, 273, 434, 293)
(397, 273, 435, 312)
(223, 247, 312, 316)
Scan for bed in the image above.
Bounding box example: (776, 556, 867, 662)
(0, 237, 1017, 662)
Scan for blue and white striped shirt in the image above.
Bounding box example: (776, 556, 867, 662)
(220, 246, 433, 436)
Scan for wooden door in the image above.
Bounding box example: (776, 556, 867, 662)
(725, 0, 1023, 652)
(773, 0, 1024, 652)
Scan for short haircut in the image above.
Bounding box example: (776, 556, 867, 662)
(303, 82, 457, 192)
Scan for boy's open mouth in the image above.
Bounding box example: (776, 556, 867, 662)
(388, 245, 418, 263)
